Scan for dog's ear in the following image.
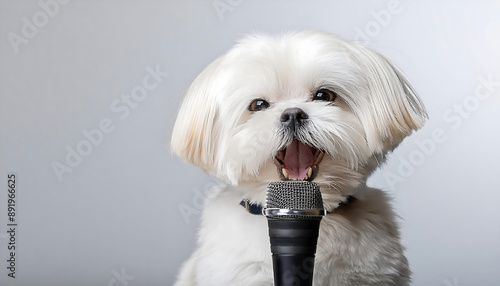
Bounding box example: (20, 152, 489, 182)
(170, 58, 223, 172)
(349, 44, 427, 153)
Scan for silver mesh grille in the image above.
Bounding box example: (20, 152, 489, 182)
(266, 181, 323, 209)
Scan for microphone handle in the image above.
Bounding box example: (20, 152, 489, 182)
(268, 218, 322, 286)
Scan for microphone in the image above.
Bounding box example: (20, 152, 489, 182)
(264, 181, 326, 286)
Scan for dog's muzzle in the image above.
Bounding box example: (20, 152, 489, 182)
(274, 107, 324, 181)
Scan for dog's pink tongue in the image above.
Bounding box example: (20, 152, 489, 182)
(284, 139, 314, 180)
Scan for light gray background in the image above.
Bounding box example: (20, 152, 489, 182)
(1, 0, 499, 285)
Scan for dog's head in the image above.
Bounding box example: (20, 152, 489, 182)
(171, 31, 426, 205)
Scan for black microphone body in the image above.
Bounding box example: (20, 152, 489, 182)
(265, 181, 325, 286)
(268, 218, 321, 285)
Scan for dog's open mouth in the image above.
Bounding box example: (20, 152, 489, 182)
(274, 139, 324, 181)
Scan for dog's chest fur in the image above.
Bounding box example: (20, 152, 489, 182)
(175, 184, 410, 286)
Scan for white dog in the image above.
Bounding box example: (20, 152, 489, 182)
(171, 30, 426, 285)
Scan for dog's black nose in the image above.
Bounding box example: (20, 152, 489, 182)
(280, 107, 308, 130)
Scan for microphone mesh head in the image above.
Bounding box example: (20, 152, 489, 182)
(266, 181, 323, 210)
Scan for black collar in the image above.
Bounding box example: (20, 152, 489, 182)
(240, 195, 355, 216)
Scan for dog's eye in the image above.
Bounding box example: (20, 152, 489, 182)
(248, 98, 270, 111)
(313, 89, 337, 102)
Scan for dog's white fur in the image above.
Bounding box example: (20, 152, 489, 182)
(171, 30, 427, 285)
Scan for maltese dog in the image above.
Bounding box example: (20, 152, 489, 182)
(171, 30, 426, 285)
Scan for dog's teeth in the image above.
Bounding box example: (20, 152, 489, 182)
(282, 168, 289, 179)
(302, 167, 312, 181)
(303, 168, 310, 180)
